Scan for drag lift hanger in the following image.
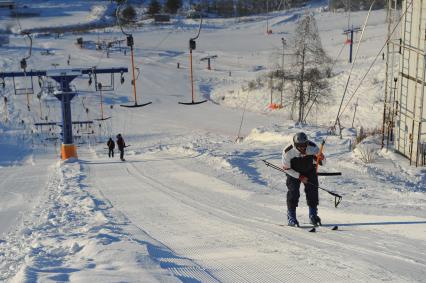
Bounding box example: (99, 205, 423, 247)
(179, 16, 207, 105)
(116, 2, 152, 108)
(94, 82, 111, 121)
(15, 32, 34, 111)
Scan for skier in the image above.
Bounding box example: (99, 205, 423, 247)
(282, 132, 325, 227)
(116, 133, 126, 161)
(107, 137, 115, 158)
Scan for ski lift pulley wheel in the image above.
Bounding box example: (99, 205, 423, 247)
(127, 35, 134, 47)
(189, 39, 196, 50)
(20, 59, 27, 70)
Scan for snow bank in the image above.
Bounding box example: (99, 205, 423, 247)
(244, 127, 292, 144)
(0, 161, 177, 281)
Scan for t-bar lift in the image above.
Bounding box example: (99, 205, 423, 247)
(0, 67, 128, 160)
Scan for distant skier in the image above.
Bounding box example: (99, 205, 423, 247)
(107, 137, 115, 158)
(282, 132, 325, 227)
(116, 133, 126, 161)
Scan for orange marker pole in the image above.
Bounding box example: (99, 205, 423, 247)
(130, 45, 138, 105)
(189, 49, 194, 103)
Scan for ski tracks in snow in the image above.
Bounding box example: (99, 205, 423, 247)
(0, 160, 180, 282)
(85, 148, 426, 282)
(1, 147, 424, 282)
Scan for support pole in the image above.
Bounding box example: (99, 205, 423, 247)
(55, 77, 77, 160)
(269, 72, 273, 106)
(280, 37, 286, 107)
(349, 29, 354, 63)
(343, 26, 361, 63)
(3, 96, 8, 122)
(190, 49, 194, 103)
(266, 0, 269, 34)
(129, 35, 138, 106)
(417, 54, 426, 166)
(98, 83, 105, 120)
(351, 98, 358, 128)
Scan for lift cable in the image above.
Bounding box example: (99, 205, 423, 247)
(333, 0, 375, 129)
(337, 0, 413, 122)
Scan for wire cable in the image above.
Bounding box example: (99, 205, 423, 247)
(338, 0, 413, 120)
(333, 0, 375, 128)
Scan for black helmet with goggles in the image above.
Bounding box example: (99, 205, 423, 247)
(293, 132, 308, 149)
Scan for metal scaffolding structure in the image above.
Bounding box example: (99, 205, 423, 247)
(385, 0, 426, 166)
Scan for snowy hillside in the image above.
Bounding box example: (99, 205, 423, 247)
(0, 0, 425, 282)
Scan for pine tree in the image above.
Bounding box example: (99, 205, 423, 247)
(148, 0, 161, 16)
(121, 5, 137, 22)
(165, 0, 182, 14)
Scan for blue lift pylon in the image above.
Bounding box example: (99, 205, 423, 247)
(0, 67, 128, 160)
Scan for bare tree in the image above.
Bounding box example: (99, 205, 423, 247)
(292, 13, 331, 123)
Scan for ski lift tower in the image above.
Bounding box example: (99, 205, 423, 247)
(343, 26, 361, 63)
(385, 0, 426, 166)
(0, 67, 128, 160)
(200, 55, 218, 70)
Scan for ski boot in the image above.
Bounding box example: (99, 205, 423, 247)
(309, 206, 322, 226)
(287, 209, 299, 227)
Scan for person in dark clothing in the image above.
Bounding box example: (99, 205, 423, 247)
(107, 137, 115, 158)
(116, 133, 126, 161)
(282, 132, 325, 227)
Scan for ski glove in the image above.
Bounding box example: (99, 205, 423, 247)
(298, 175, 308, 184)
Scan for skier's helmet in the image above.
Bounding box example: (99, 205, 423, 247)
(293, 132, 308, 147)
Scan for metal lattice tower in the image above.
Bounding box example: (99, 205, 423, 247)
(386, 0, 426, 166)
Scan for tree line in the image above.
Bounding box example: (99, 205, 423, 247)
(329, 0, 390, 11)
(126, 0, 395, 18)
(147, 0, 309, 17)
(147, 0, 182, 15)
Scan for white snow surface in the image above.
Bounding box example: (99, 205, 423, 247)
(0, 1, 425, 282)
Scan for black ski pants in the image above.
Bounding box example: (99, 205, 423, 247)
(108, 149, 114, 158)
(286, 172, 319, 210)
(119, 149, 124, 160)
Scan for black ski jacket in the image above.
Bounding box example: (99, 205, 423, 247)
(281, 141, 326, 179)
(107, 139, 115, 149)
(117, 137, 125, 150)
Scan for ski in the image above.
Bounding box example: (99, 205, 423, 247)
(301, 225, 339, 233)
(277, 223, 339, 232)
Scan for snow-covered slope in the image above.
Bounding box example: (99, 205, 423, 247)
(0, 0, 425, 282)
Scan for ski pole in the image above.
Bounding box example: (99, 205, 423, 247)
(262, 159, 342, 208)
(262, 159, 341, 176)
